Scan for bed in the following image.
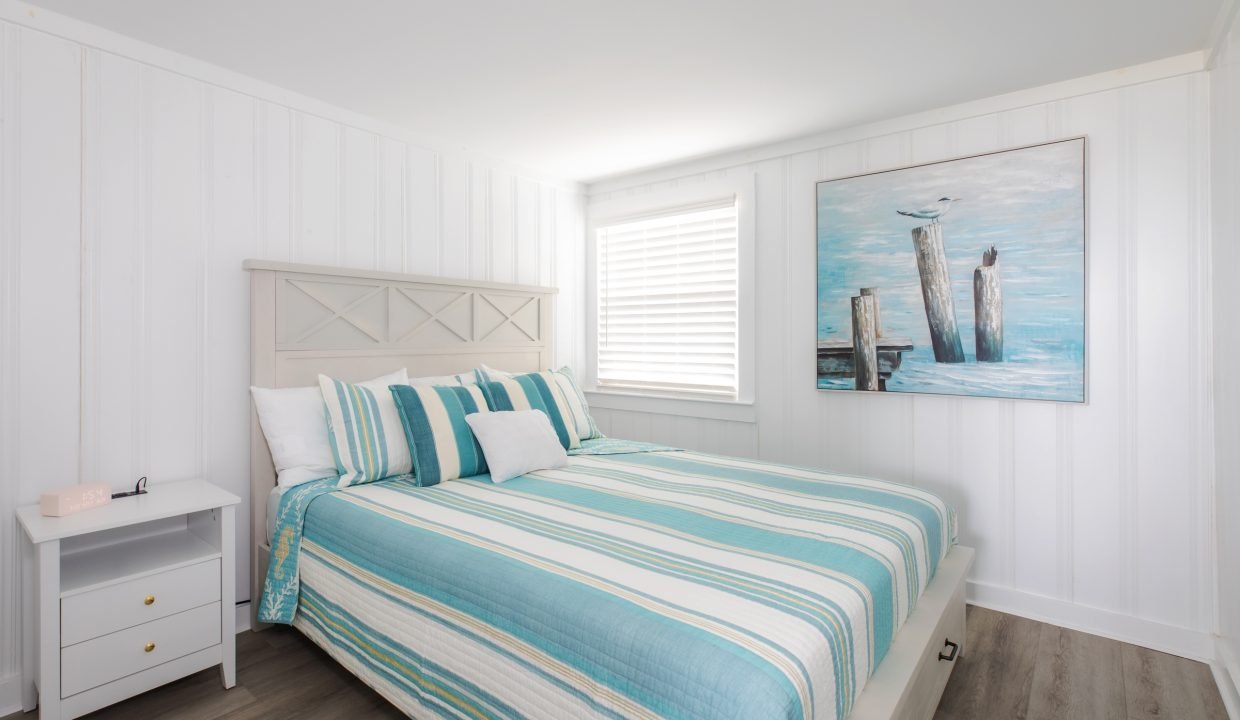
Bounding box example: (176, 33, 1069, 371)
(245, 260, 974, 720)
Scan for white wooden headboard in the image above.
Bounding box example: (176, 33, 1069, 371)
(243, 259, 557, 627)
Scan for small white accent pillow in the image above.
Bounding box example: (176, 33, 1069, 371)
(465, 410, 568, 483)
(251, 368, 408, 488)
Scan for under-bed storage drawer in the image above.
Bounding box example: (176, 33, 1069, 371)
(61, 559, 221, 647)
(898, 583, 967, 720)
(61, 602, 221, 698)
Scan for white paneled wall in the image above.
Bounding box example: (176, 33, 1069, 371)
(1211, 6, 1240, 708)
(0, 19, 584, 697)
(588, 71, 1215, 657)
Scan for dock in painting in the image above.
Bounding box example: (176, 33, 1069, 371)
(817, 337, 914, 391)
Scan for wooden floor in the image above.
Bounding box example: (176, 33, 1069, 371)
(5, 606, 1228, 720)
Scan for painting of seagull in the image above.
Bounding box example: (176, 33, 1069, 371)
(897, 196, 961, 222)
(816, 136, 1085, 402)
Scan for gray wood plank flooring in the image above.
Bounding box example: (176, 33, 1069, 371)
(934, 606, 1228, 720)
(5, 606, 1227, 719)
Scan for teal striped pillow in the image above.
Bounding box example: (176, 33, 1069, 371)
(478, 372, 581, 450)
(390, 384, 490, 486)
(549, 367, 602, 441)
(476, 366, 601, 442)
(318, 374, 412, 488)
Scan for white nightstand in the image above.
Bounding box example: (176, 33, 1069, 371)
(16, 479, 241, 720)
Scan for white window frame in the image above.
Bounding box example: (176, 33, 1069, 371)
(585, 174, 756, 422)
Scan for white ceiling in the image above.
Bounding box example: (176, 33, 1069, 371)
(24, 0, 1222, 183)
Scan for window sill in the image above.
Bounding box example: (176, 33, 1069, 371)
(584, 390, 756, 424)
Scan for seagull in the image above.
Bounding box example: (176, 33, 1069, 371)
(897, 197, 961, 222)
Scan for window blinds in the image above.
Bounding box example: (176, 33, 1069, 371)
(596, 200, 739, 399)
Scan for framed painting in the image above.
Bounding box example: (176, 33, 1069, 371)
(815, 136, 1086, 402)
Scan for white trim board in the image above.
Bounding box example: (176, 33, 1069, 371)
(0, 672, 18, 718)
(967, 580, 1216, 661)
(1216, 637, 1240, 720)
(0, 0, 583, 194)
(587, 51, 1206, 194)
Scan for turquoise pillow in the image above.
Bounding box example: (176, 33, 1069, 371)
(390, 384, 490, 486)
(477, 371, 581, 450)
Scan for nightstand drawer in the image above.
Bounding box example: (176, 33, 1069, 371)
(61, 559, 221, 646)
(61, 602, 221, 698)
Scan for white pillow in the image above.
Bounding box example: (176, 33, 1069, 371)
(477, 364, 515, 382)
(409, 370, 480, 387)
(465, 410, 568, 483)
(251, 368, 407, 488)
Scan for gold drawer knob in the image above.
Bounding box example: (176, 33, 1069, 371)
(144, 642, 156, 653)
(144, 595, 155, 606)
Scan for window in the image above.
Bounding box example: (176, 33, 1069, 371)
(595, 200, 739, 399)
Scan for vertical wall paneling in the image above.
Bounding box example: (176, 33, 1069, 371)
(1211, 7, 1240, 706)
(341, 127, 377, 269)
(554, 189, 586, 371)
(0, 21, 19, 679)
(3, 25, 84, 694)
(80, 49, 100, 485)
(0, 18, 585, 694)
(255, 103, 291, 263)
(439, 153, 469, 278)
(489, 170, 515, 283)
(537, 183, 554, 288)
(16, 28, 82, 496)
(377, 137, 405, 273)
(468, 163, 490, 280)
(145, 66, 203, 481)
(516, 177, 540, 286)
(295, 115, 340, 264)
(207, 86, 257, 599)
(406, 144, 439, 274)
(753, 156, 788, 460)
(585, 72, 1216, 653)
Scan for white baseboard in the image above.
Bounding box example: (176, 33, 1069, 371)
(1215, 636, 1240, 720)
(0, 671, 21, 717)
(967, 580, 1215, 661)
(236, 601, 252, 634)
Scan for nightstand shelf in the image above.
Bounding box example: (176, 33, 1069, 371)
(61, 528, 221, 597)
(17, 479, 240, 720)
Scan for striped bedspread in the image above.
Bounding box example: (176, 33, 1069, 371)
(262, 445, 955, 720)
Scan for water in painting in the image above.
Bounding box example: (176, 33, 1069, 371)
(816, 138, 1086, 401)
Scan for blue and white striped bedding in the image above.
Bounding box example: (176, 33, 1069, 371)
(261, 442, 956, 720)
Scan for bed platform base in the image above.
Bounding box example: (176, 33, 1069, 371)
(850, 545, 974, 720)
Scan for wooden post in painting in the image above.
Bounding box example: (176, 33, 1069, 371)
(973, 245, 1003, 362)
(860, 287, 881, 337)
(911, 223, 966, 363)
(851, 295, 879, 391)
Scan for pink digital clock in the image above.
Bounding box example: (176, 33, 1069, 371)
(40, 482, 113, 516)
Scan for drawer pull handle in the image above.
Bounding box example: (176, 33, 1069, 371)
(938, 638, 959, 662)
(144, 642, 156, 653)
(144, 595, 155, 606)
